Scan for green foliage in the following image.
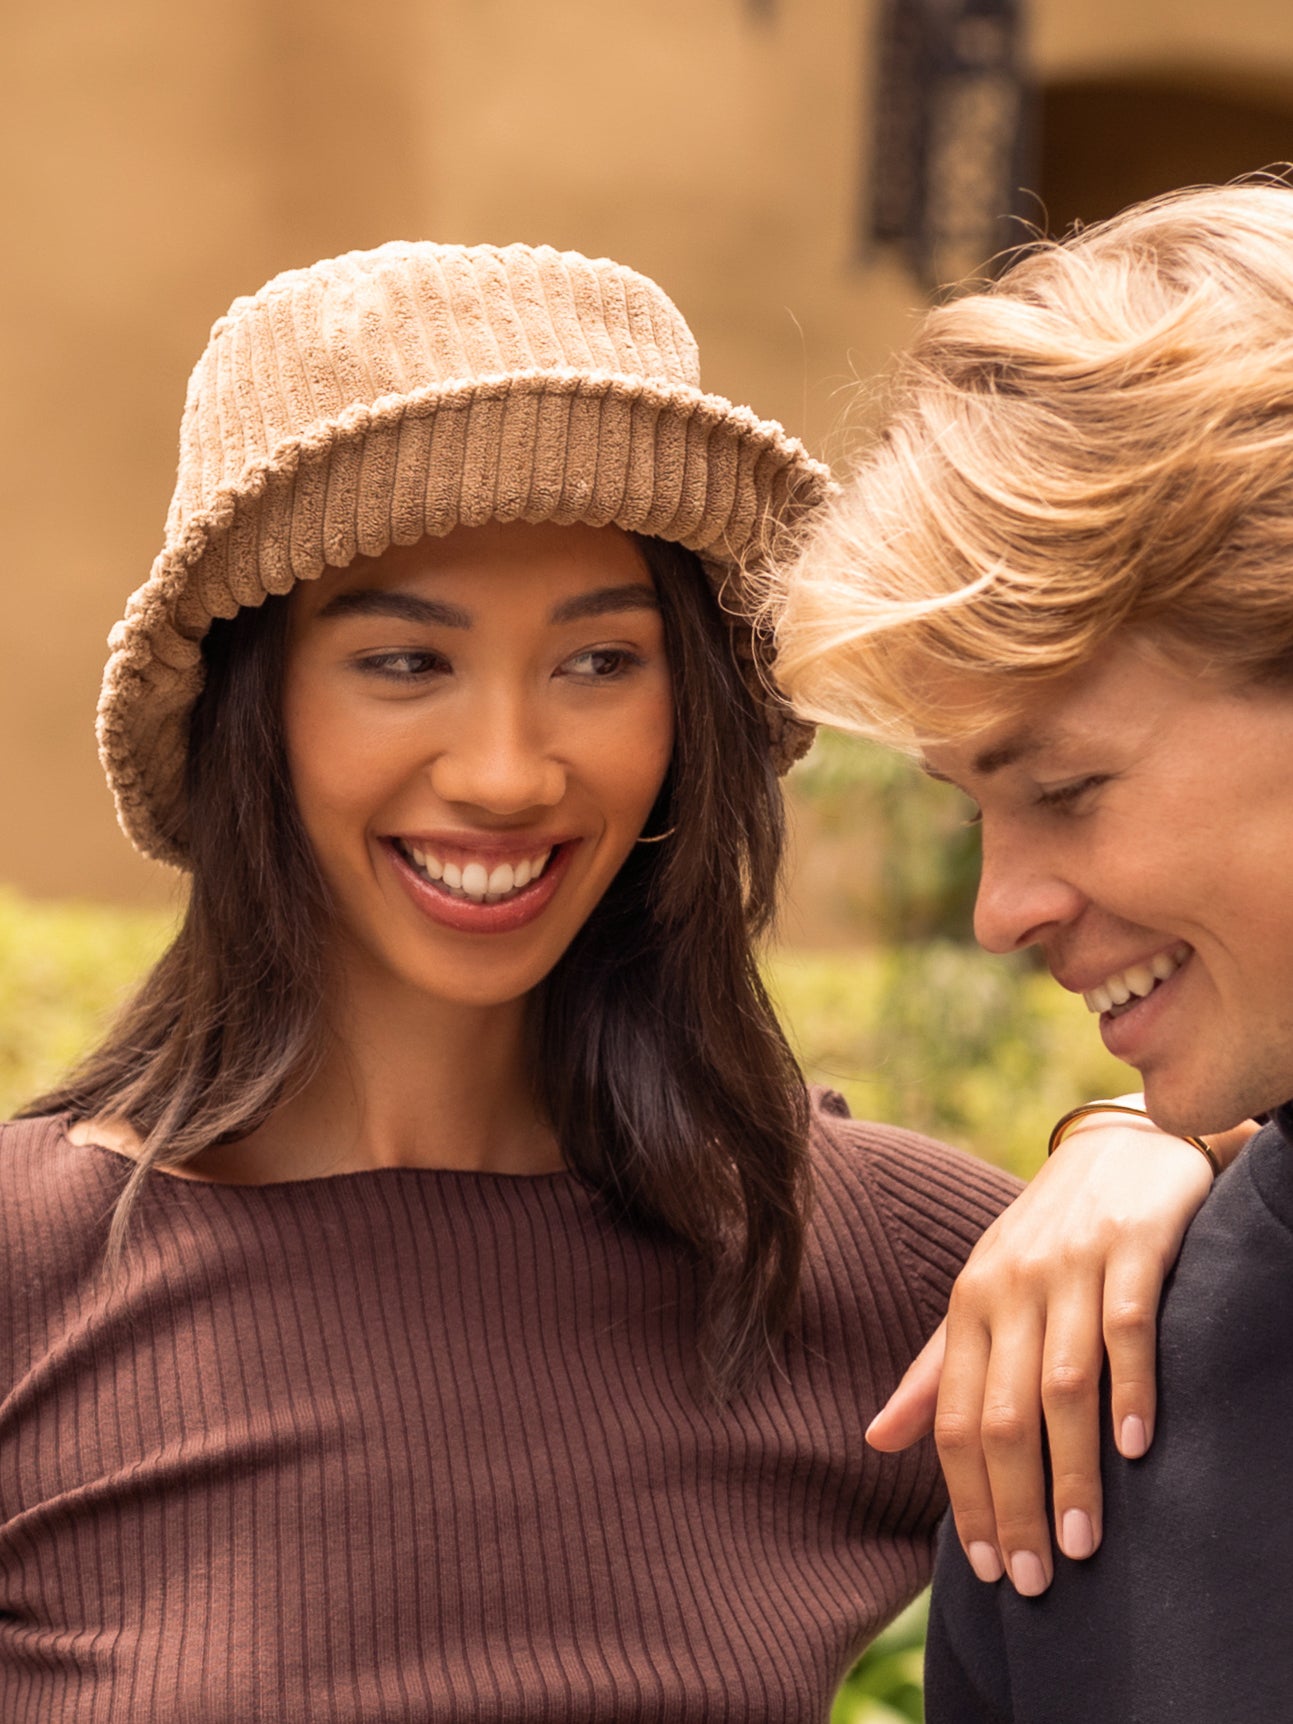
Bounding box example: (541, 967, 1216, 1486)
(832, 1593, 929, 1724)
(789, 731, 982, 945)
(0, 887, 1133, 1177)
(0, 887, 173, 1118)
(767, 943, 1130, 1178)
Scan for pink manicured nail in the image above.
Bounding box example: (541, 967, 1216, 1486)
(1061, 1509, 1095, 1559)
(1120, 1415, 1149, 1458)
(1008, 1551, 1048, 1596)
(967, 1541, 1005, 1583)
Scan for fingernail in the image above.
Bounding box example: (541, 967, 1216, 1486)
(967, 1541, 1005, 1583)
(1120, 1415, 1148, 1458)
(1008, 1551, 1049, 1596)
(1061, 1509, 1095, 1559)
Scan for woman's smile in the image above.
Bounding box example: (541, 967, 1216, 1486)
(384, 833, 577, 934)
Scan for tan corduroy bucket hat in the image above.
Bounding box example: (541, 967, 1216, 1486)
(99, 241, 832, 867)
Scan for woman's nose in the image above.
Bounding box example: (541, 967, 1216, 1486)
(426, 701, 566, 815)
(972, 828, 1086, 955)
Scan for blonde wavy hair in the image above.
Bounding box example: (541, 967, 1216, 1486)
(774, 181, 1293, 747)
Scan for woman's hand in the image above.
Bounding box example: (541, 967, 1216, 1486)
(867, 1099, 1256, 1596)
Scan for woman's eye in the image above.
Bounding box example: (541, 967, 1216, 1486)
(355, 649, 449, 681)
(561, 647, 644, 680)
(1037, 774, 1110, 812)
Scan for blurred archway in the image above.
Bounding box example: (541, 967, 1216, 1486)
(1040, 72, 1293, 231)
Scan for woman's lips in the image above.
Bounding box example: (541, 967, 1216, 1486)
(384, 837, 576, 934)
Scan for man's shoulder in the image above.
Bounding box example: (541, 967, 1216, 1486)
(924, 1117, 1293, 1724)
(1154, 1119, 1293, 1391)
(1161, 1121, 1293, 1314)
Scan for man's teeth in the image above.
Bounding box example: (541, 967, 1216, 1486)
(1083, 946, 1189, 1014)
(404, 844, 552, 903)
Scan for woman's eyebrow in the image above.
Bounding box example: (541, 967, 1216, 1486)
(549, 583, 659, 624)
(316, 589, 473, 628)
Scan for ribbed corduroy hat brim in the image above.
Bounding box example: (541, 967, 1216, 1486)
(99, 242, 832, 866)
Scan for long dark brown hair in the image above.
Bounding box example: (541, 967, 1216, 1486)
(26, 535, 810, 1388)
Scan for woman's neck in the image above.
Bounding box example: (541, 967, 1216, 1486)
(232, 960, 561, 1181)
(77, 961, 563, 1185)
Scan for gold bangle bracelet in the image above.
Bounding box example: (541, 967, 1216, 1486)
(1047, 1101, 1222, 1178)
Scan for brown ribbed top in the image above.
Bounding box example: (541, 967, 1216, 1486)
(0, 1099, 1016, 1722)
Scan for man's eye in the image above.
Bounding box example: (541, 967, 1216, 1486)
(1037, 774, 1110, 811)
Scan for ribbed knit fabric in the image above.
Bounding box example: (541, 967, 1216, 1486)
(0, 1100, 1016, 1723)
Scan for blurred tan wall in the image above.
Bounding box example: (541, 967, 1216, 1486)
(4, 0, 438, 901)
(7, 0, 1293, 905)
(1035, 0, 1293, 80)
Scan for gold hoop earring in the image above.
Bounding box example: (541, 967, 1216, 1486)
(635, 825, 677, 845)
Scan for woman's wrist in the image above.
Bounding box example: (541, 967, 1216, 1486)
(1048, 1098, 1223, 1176)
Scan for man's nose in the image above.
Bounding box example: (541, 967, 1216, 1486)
(972, 828, 1086, 955)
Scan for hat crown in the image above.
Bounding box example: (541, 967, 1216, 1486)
(176, 243, 701, 528)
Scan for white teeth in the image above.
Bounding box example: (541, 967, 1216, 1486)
(401, 842, 556, 902)
(1082, 947, 1188, 1014)
(1123, 964, 1156, 998)
(460, 862, 489, 901)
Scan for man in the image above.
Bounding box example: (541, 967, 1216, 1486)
(775, 181, 1293, 1719)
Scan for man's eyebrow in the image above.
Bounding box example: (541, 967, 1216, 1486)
(919, 732, 1051, 785)
(549, 584, 659, 624)
(316, 589, 473, 629)
(972, 734, 1046, 776)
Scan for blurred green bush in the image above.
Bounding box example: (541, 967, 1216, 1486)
(832, 1594, 929, 1724)
(0, 886, 173, 1117)
(0, 885, 1130, 1172)
(770, 942, 1130, 1181)
(787, 730, 984, 945)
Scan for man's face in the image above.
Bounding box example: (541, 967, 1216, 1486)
(923, 636, 1293, 1136)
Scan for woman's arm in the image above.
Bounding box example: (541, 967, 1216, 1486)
(866, 1098, 1257, 1595)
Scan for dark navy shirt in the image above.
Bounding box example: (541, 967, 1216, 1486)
(925, 1107, 1293, 1722)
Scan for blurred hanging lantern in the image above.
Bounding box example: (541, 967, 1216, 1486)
(869, 0, 1033, 287)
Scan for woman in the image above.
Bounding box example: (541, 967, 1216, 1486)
(6, 241, 1226, 1718)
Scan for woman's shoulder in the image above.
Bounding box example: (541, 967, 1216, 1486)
(804, 1088, 1021, 1330)
(808, 1087, 1021, 1217)
(0, 1113, 124, 1241)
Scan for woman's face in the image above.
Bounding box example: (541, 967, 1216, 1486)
(282, 520, 674, 1010)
